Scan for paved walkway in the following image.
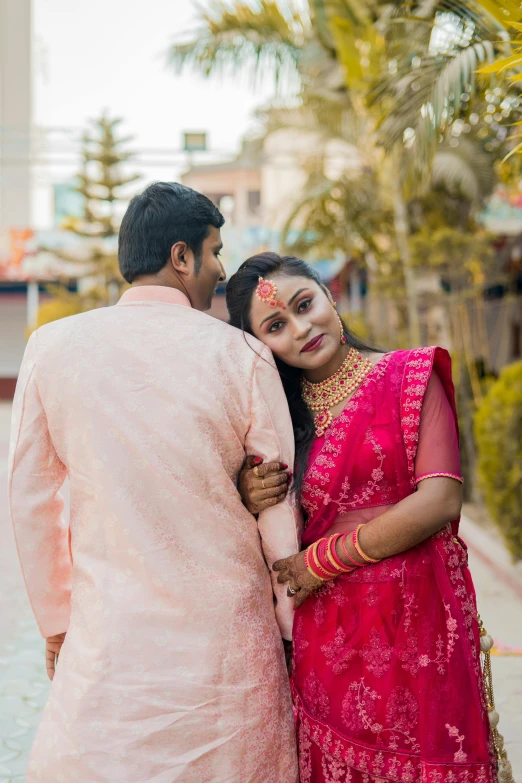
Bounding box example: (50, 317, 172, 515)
(0, 402, 520, 781)
(0, 405, 50, 783)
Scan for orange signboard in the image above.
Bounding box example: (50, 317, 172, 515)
(9, 228, 34, 266)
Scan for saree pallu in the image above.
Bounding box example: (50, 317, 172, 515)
(293, 347, 496, 783)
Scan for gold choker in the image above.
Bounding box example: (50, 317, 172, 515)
(301, 348, 373, 437)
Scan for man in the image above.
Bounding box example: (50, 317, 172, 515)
(8, 183, 300, 782)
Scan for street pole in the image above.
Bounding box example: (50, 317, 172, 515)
(26, 279, 39, 330)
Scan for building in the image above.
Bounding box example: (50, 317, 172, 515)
(0, 0, 34, 397)
(182, 130, 361, 322)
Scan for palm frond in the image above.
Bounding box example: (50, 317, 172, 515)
(473, 0, 522, 26)
(431, 137, 496, 203)
(282, 169, 391, 259)
(168, 1, 307, 85)
(374, 41, 495, 148)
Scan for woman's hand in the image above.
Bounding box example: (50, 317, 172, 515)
(239, 456, 289, 515)
(273, 551, 323, 608)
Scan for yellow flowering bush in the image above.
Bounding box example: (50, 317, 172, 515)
(474, 361, 522, 561)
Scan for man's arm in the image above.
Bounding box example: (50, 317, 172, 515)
(246, 346, 301, 640)
(8, 331, 71, 639)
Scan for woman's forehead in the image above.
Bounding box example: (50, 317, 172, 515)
(252, 274, 317, 300)
(249, 274, 320, 325)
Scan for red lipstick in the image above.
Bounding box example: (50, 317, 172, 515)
(301, 334, 324, 353)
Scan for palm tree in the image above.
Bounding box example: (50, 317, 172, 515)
(168, 0, 508, 344)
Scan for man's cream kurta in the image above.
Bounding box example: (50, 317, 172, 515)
(8, 287, 300, 783)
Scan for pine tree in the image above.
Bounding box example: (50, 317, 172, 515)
(37, 114, 139, 326)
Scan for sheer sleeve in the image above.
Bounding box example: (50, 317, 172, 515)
(414, 370, 463, 485)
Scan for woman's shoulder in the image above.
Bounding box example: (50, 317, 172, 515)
(382, 345, 451, 368)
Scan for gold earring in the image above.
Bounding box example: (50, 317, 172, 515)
(338, 314, 347, 344)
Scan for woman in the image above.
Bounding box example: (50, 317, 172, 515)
(227, 252, 498, 783)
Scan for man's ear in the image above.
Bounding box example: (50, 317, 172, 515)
(170, 242, 190, 276)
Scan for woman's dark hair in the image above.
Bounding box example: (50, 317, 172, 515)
(226, 252, 379, 497)
(118, 182, 225, 283)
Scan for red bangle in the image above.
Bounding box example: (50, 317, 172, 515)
(308, 540, 335, 580)
(327, 534, 353, 573)
(305, 544, 325, 581)
(316, 538, 338, 577)
(340, 534, 362, 567)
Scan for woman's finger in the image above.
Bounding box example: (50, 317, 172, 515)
(295, 589, 310, 609)
(257, 473, 288, 490)
(254, 462, 288, 478)
(243, 455, 263, 470)
(273, 557, 291, 572)
(256, 483, 287, 501)
(277, 570, 292, 585)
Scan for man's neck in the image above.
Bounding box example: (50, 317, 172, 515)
(132, 275, 183, 293)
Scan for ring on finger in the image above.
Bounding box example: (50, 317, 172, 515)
(262, 478, 266, 489)
(253, 466, 260, 477)
(287, 586, 297, 596)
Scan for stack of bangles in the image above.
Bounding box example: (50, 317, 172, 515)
(304, 525, 381, 582)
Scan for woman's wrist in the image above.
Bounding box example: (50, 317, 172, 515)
(335, 534, 365, 567)
(304, 534, 369, 583)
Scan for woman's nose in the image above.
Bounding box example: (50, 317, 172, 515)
(293, 319, 312, 340)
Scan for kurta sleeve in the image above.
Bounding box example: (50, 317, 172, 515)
(246, 346, 301, 641)
(414, 370, 463, 485)
(8, 331, 71, 638)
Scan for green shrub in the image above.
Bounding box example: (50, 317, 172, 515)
(474, 361, 522, 561)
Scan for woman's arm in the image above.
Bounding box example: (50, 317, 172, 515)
(356, 475, 462, 560)
(358, 368, 463, 558)
(274, 369, 464, 604)
(273, 476, 462, 606)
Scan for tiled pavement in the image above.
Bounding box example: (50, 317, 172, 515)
(0, 402, 520, 781)
(0, 405, 50, 782)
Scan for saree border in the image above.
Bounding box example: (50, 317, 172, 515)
(293, 682, 495, 783)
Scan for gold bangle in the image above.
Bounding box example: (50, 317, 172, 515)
(354, 524, 381, 564)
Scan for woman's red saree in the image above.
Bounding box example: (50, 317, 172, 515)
(293, 347, 496, 783)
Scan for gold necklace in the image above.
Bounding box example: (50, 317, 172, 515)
(301, 347, 374, 437)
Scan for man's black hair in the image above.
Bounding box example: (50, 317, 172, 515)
(118, 182, 225, 283)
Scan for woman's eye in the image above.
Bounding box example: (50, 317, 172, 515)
(268, 321, 283, 333)
(298, 298, 312, 312)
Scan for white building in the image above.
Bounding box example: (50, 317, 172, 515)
(0, 0, 34, 398)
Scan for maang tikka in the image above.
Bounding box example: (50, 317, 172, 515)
(256, 277, 286, 310)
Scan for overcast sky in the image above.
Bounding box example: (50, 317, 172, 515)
(33, 0, 288, 223)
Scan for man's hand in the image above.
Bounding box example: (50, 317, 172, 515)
(239, 456, 289, 515)
(45, 632, 66, 681)
(273, 550, 324, 608)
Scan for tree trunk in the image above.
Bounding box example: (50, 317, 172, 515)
(390, 179, 421, 347)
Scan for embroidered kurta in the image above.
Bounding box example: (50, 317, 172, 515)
(8, 286, 300, 783)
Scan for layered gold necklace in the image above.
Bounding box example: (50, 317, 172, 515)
(301, 347, 374, 437)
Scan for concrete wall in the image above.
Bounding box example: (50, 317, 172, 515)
(0, 294, 27, 398)
(0, 0, 32, 261)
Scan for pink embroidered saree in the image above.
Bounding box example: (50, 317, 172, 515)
(293, 347, 496, 783)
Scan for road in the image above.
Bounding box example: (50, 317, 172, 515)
(0, 402, 520, 781)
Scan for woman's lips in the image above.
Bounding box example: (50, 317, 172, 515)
(301, 334, 325, 353)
